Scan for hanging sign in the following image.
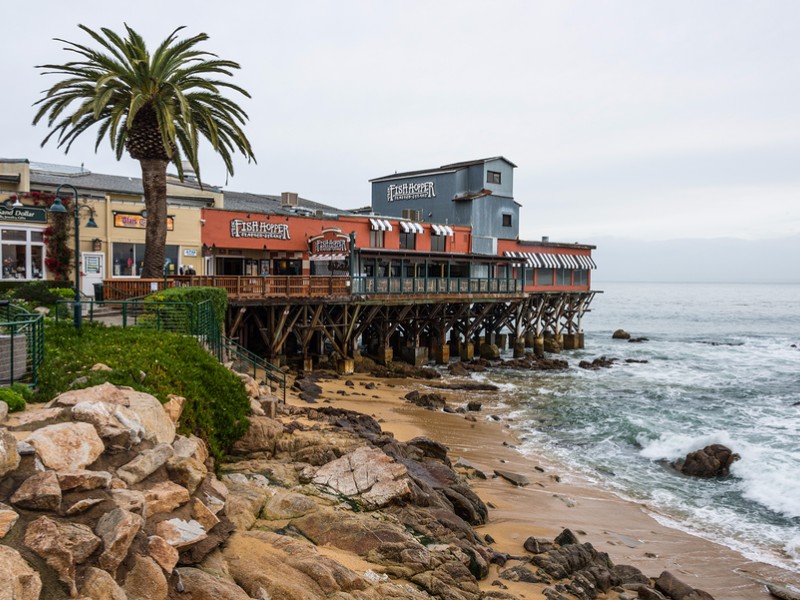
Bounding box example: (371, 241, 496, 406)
(0, 206, 47, 223)
(308, 229, 349, 255)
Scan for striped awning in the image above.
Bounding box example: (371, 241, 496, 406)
(369, 218, 393, 232)
(504, 251, 596, 269)
(431, 224, 454, 236)
(310, 253, 348, 261)
(400, 221, 424, 234)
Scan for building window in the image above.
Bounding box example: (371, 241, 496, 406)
(574, 270, 588, 286)
(524, 268, 534, 286)
(502, 214, 512, 227)
(112, 243, 178, 276)
(1, 228, 45, 280)
(369, 229, 385, 248)
(487, 171, 501, 184)
(400, 232, 416, 250)
(537, 268, 553, 286)
(556, 269, 571, 285)
(430, 235, 446, 252)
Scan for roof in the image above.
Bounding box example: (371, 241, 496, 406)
(221, 190, 350, 217)
(370, 156, 517, 183)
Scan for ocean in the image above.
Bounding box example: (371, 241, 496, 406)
(479, 282, 800, 573)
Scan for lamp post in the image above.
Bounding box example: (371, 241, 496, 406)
(48, 184, 98, 330)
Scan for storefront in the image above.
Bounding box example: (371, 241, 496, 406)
(0, 204, 48, 281)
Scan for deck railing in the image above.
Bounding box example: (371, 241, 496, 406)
(0, 301, 45, 386)
(102, 275, 523, 300)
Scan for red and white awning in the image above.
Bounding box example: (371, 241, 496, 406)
(503, 251, 596, 269)
(369, 218, 393, 232)
(310, 253, 348, 261)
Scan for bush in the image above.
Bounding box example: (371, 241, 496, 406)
(9, 383, 33, 402)
(34, 322, 250, 461)
(12, 281, 63, 306)
(0, 388, 26, 412)
(143, 287, 227, 334)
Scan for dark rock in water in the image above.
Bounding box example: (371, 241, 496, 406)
(625, 358, 649, 364)
(533, 358, 569, 371)
(404, 390, 447, 411)
(767, 582, 800, 600)
(543, 337, 562, 354)
(579, 356, 617, 370)
(480, 343, 501, 360)
(628, 337, 650, 343)
(467, 401, 482, 412)
(494, 469, 529, 487)
(448, 362, 470, 377)
(612, 329, 631, 340)
(428, 381, 499, 392)
(554, 528, 579, 547)
(672, 444, 740, 478)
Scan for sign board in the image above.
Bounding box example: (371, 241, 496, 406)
(308, 229, 349, 255)
(114, 212, 174, 231)
(183, 249, 198, 257)
(229, 219, 291, 240)
(386, 181, 436, 202)
(0, 206, 47, 224)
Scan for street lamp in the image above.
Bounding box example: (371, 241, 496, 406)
(48, 184, 98, 330)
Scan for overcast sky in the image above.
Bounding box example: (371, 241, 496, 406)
(2, 0, 799, 247)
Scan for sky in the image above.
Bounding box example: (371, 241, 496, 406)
(2, 0, 799, 277)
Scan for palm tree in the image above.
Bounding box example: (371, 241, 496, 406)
(33, 24, 256, 278)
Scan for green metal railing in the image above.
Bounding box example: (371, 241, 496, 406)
(0, 301, 45, 386)
(352, 276, 523, 295)
(55, 297, 286, 401)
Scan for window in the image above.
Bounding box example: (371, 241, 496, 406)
(556, 269, 571, 285)
(400, 232, 416, 250)
(430, 235, 446, 252)
(487, 170, 501, 184)
(1, 228, 46, 280)
(502, 214, 512, 227)
(574, 270, 588, 286)
(525, 268, 534, 286)
(112, 243, 178, 276)
(369, 229, 385, 248)
(537, 268, 553, 286)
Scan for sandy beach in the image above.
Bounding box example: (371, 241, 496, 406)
(287, 370, 800, 600)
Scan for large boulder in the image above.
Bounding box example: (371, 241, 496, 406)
(80, 567, 127, 600)
(0, 545, 42, 600)
(24, 422, 104, 471)
(612, 329, 631, 340)
(673, 444, 740, 478)
(231, 417, 284, 455)
(96, 508, 144, 573)
(116, 442, 174, 485)
(10, 471, 62, 511)
(311, 446, 411, 509)
(122, 554, 168, 600)
(174, 567, 252, 600)
(0, 428, 20, 477)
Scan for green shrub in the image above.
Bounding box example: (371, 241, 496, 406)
(34, 322, 249, 461)
(0, 388, 26, 412)
(143, 287, 227, 334)
(9, 383, 33, 402)
(12, 281, 63, 306)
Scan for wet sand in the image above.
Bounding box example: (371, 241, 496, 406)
(288, 372, 800, 600)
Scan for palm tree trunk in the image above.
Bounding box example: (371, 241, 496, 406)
(139, 159, 169, 279)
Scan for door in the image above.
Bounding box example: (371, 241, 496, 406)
(81, 252, 105, 298)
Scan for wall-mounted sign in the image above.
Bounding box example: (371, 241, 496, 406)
(183, 249, 198, 257)
(114, 212, 174, 231)
(230, 219, 291, 240)
(308, 228, 349, 254)
(387, 181, 436, 202)
(0, 206, 47, 223)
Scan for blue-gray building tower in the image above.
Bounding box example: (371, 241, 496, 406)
(370, 157, 519, 255)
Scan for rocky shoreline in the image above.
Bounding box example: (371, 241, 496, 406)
(0, 363, 797, 599)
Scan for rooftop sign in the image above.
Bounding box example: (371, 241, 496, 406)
(387, 181, 436, 202)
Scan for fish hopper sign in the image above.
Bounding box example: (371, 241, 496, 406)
(308, 228, 350, 262)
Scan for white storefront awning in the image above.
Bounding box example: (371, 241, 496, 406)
(369, 218, 393, 232)
(310, 253, 348, 261)
(400, 221, 424, 234)
(431, 224, 455, 236)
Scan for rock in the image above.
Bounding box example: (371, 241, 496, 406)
(147, 535, 179, 573)
(0, 403, 6, 423)
(53, 382, 129, 406)
(404, 390, 447, 411)
(172, 434, 209, 463)
(0, 504, 18, 538)
(230, 416, 284, 455)
(0, 545, 42, 600)
(10, 470, 62, 511)
(71, 400, 147, 445)
(143, 480, 190, 516)
(174, 567, 252, 599)
(166, 455, 207, 495)
(80, 566, 126, 600)
(65, 497, 105, 516)
(543, 337, 562, 353)
(767, 583, 800, 600)
(480, 343, 501, 360)
(8, 407, 65, 429)
(155, 518, 208, 550)
(23, 516, 101, 596)
(124, 390, 177, 445)
(96, 508, 144, 573)
(24, 422, 104, 471)
(613, 564, 650, 584)
(56, 469, 112, 492)
(554, 528, 579, 546)
(312, 446, 411, 509)
(466, 401, 482, 412)
(499, 564, 548, 583)
(122, 554, 168, 600)
(109, 489, 146, 514)
(90, 363, 113, 372)
(0, 428, 20, 477)
(448, 362, 470, 377)
(192, 497, 220, 533)
(116, 442, 174, 485)
(524, 536, 554, 554)
(612, 329, 631, 340)
(673, 444, 740, 478)
(655, 571, 697, 599)
(494, 469, 530, 487)
(579, 356, 617, 370)
(162, 393, 185, 424)
(260, 491, 318, 520)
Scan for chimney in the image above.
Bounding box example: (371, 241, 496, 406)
(281, 192, 298, 207)
(542, 236, 549, 243)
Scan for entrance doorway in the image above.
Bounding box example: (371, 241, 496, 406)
(81, 252, 105, 297)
